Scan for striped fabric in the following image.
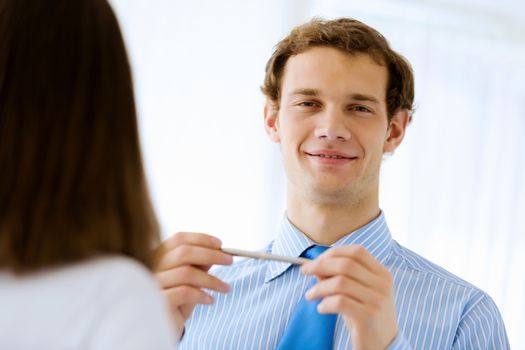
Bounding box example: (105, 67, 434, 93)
(180, 212, 509, 349)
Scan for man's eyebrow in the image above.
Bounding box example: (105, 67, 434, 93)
(288, 88, 320, 96)
(349, 93, 381, 105)
(288, 90, 381, 105)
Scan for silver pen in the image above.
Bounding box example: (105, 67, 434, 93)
(221, 247, 310, 266)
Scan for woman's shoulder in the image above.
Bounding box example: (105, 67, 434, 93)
(0, 255, 161, 314)
(0, 255, 151, 286)
(0, 256, 175, 349)
(55, 256, 163, 308)
(74, 255, 154, 284)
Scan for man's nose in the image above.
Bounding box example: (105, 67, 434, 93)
(314, 108, 351, 141)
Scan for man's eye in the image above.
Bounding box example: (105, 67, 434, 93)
(350, 105, 371, 113)
(298, 101, 317, 107)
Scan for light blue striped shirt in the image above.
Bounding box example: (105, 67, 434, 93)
(180, 212, 509, 349)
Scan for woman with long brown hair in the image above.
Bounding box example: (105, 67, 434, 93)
(0, 0, 175, 348)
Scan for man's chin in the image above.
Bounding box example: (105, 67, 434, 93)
(307, 184, 356, 205)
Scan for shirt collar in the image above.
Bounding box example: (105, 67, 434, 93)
(265, 211, 394, 283)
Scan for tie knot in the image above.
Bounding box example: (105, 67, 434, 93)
(301, 245, 330, 260)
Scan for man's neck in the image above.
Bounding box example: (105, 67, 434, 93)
(286, 190, 380, 245)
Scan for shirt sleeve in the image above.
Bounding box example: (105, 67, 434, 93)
(88, 260, 177, 350)
(452, 292, 510, 349)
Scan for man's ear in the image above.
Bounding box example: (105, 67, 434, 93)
(383, 109, 409, 153)
(264, 99, 281, 143)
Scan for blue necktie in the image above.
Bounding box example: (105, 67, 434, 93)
(276, 245, 336, 350)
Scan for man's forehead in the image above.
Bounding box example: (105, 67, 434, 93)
(280, 49, 388, 102)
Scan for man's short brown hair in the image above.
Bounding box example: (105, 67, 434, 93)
(261, 18, 415, 121)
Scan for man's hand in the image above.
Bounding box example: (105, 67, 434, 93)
(301, 245, 398, 350)
(154, 232, 233, 339)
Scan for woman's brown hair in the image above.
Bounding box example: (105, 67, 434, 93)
(261, 17, 415, 122)
(0, 0, 160, 272)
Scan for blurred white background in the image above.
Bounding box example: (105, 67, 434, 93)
(110, 0, 525, 348)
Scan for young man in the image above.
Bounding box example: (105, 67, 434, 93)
(155, 18, 509, 349)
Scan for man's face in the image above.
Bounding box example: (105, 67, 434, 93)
(264, 47, 406, 205)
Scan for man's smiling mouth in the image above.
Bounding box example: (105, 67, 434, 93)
(305, 151, 357, 160)
(309, 153, 350, 159)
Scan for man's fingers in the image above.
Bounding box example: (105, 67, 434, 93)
(316, 294, 364, 317)
(320, 245, 386, 275)
(155, 232, 229, 271)
(154, 231, 231, 335)
(157, 245, 232, 271)
(179, 304, 197, 321)
(305, 275, 382, 304)
(301, 256, 378, 288)
(157, 265, 230, 293)
(164, 285, 215, 309)
(163, 232, 222, 251)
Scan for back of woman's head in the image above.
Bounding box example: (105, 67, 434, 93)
(0, 0, 160, 272)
